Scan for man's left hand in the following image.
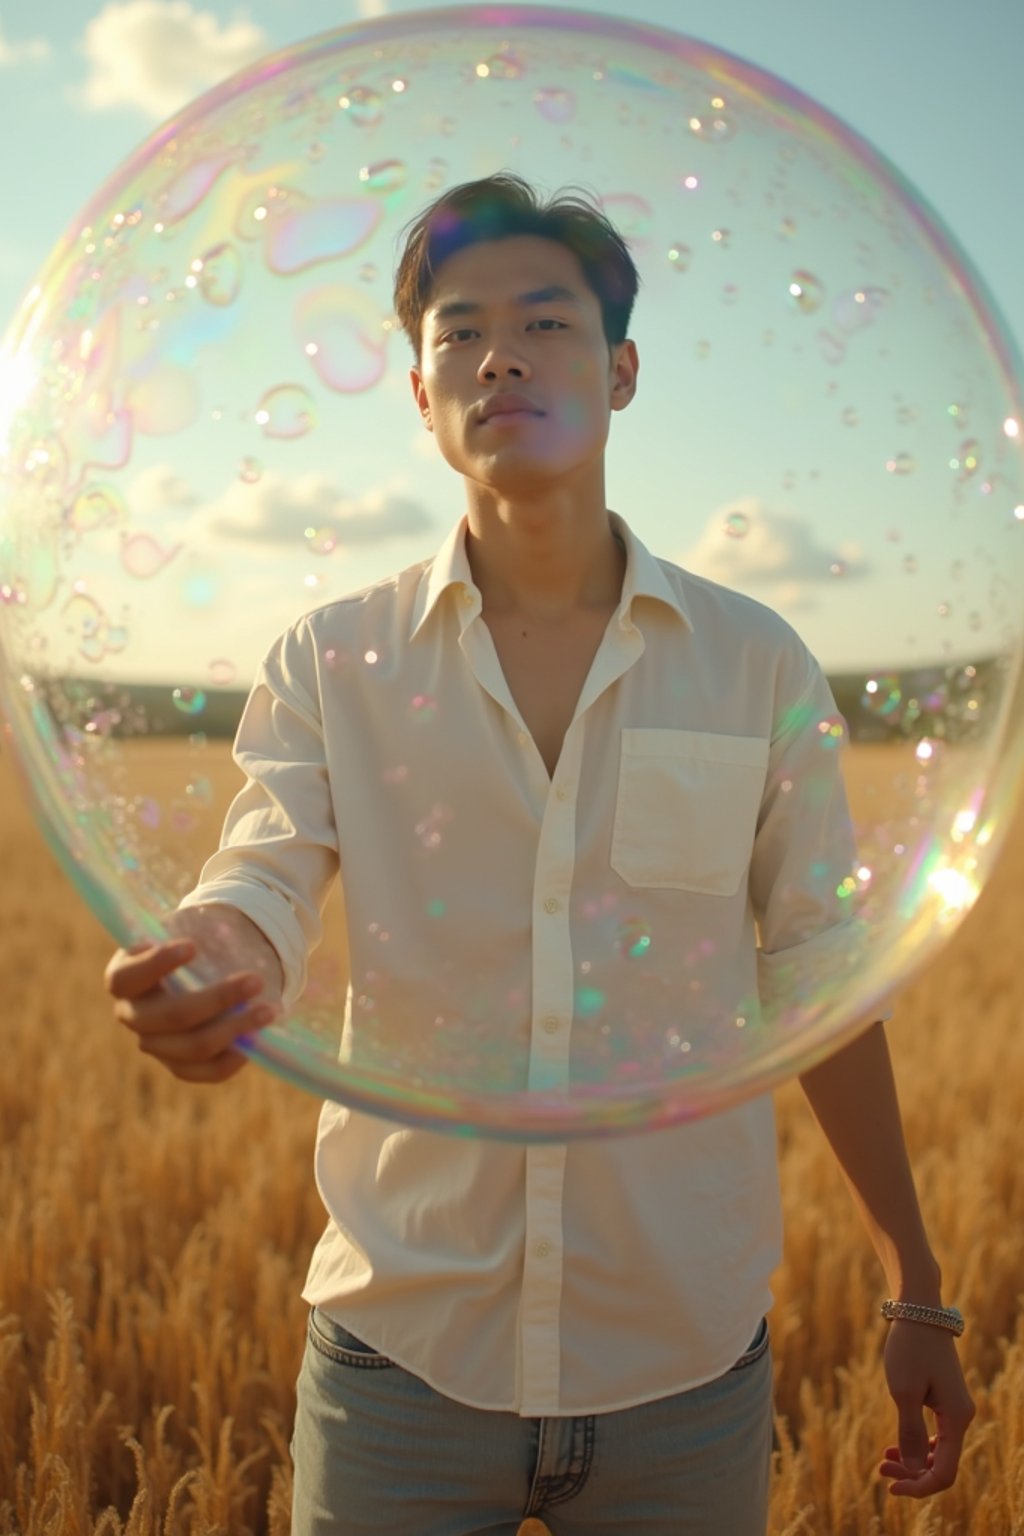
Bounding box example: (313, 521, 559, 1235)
(878, 1321, 975, 1498)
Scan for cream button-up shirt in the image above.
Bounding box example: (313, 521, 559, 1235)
(182, 510, 863, 1417)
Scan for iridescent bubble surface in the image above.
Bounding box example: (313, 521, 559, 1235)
(1, 7, 1023, 1140)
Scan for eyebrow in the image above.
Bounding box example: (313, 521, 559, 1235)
(430, 285, 582, 326)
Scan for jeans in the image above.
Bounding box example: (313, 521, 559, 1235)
(291, 1307, 773, 1535)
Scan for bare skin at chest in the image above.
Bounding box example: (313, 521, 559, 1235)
(484, 606, 614, 778)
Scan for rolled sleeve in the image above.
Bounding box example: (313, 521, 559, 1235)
(750, 647, 890, 1027)
(177, 620, 339, 1008)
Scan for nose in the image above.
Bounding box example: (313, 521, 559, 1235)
(478, 334, 531, 382)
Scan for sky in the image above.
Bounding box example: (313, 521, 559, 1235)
(0, 0, 1022, 688)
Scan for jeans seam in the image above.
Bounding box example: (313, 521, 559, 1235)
(729, 1318, 771, 1372)
(524, 1415, 595, 1516)
(307, 1312, 395, 1370)
(540, 1415, 596, 1510)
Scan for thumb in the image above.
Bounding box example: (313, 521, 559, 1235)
(897, 1402, 930, 1471)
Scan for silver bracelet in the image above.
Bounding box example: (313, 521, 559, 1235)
(881, 1299, 965, 1336)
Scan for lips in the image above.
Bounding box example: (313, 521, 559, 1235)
(478, 395, 544, 423)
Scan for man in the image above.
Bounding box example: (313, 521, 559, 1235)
(106, 173, 974, 1534)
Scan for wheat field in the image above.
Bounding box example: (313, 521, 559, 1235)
(1, 739, 1023, 1536)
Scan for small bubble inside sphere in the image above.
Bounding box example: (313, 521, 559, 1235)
(1, 6, 1023, 1139)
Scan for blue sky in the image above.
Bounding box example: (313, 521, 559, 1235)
(0, 0, 1022, 683)
(1, 0, 1018, 345)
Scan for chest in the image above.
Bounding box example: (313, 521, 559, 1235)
(484, 609, 614, 778)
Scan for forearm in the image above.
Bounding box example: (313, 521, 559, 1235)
(798, 1020, 942, 1302)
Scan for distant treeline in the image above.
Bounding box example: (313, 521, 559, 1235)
(33, 655, 1003, 746)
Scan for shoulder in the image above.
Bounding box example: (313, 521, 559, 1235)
(267, 556, 431, 666)
(256, 556, 432, 700)
(652, 556, 830, 726)
(658, 554, 812, 656)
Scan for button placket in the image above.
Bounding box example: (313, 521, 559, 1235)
(520, 1141, 568, 1412)
(518, 724, 582, 1414)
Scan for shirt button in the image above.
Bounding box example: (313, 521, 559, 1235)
(517, 730, 528, 745)
(542, 1016, 560, 1034)
(556, 786, 568, 801)
(462, 591, 473, 605)
(535, 1239, 552, 1259)
(543, 897, 559, 914)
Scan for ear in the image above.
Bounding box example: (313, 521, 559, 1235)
(410, 366, 433, 432)
(610, 339, 639, 414)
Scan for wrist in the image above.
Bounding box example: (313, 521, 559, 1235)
(885, 1252, 942, 1308)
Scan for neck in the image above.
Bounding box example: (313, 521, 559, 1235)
(465, 506, 626, 622)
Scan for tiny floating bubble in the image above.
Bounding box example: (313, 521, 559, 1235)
(208, 657, 236, 686)
(862, 676, 902, 717)
(724, 511, 749, 538)
(255, 384, 316, 440)
(534, 85, 576, 124)
(788, 270, 824, 314)
(185, 775, 213, 807)
(305, 525, 337, 555)
(358, 160, 407, 194)
(172, 686, 206, 715)
(575, 986, 606, 1017)
(337, 86, 383, 127)
(689, 110, 736, 142)
(481, 50, 527, 80)
(120, 530, 181, 579)
(197, 242, 242, 307)
(616, 917, 652, 960)
(952, 438, 981, 477)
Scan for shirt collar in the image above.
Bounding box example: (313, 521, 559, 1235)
(409, 511, 693, 643)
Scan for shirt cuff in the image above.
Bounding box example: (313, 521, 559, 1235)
(757, 916, 893, 1029)
(177, 878, 309, 1009)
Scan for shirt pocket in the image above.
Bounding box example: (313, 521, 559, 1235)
(610, 728, 770, 896)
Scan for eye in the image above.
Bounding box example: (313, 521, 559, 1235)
(529, 318, 567, 331)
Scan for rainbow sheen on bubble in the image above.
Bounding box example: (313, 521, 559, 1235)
(1, 6, 1023, 1141)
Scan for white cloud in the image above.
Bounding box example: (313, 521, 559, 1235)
(126, 462, 202, 519)
(0, 15, 50, 65)
(178, 468, 435, 549)
(76, 1, 268, 121)
(679, 497, 871, 610)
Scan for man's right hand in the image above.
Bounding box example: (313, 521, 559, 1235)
(104, 904, 285, 1084)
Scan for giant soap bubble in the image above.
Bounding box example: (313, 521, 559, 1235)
(1, 7, 1023, 1140)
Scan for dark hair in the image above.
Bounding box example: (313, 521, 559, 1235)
(393, 171, 641, 363)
